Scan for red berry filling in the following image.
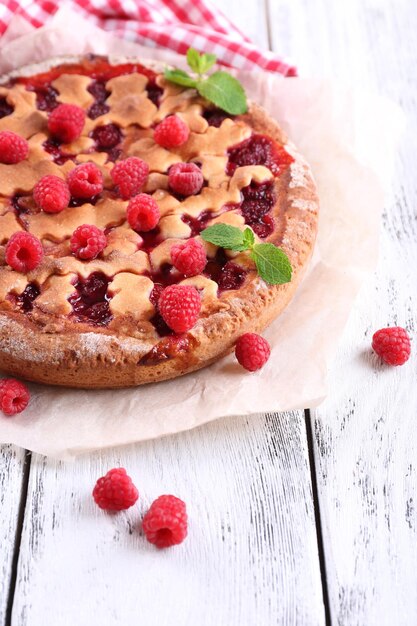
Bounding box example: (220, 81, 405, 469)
(87, 80, 110, 119)
(203, 108, 233, 127)
(218, 261, 247, 291)
(28, 85, 59, 112)
(17, 283, 40, 312)
(42, 138, 74, 166)
(181, 210, 212, 236)
(139, 335, 192, 365)
(240, 180, 276, 238)
(227, 133, 293, 176)
(0, 96, 13, 118)
(69, 272, 112, 326)
(204, 249, 248, 292)
(146, 81, 163, 107)
(91, 123, 122, 150)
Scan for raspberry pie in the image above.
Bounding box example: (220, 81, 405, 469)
(0, 55, 318, 388)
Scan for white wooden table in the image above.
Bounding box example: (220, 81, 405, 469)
(1, 0, 417, 624)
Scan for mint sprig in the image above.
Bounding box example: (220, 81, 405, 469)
(201, 224, 292, 285)
(164, 48, 247, 115)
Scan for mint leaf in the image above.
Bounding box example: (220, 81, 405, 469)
(164, 68, 197, 88)
(186, 48, 216, 74)
(197, 71, 247, 115)
(186, 48, 201, 73)
(201, 224, 246, 251)
(243, 227, 255, 248)
(198, 52, 216, 74)
(251, 243, 292, 285)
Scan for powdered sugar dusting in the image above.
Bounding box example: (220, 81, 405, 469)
(289, 161, 308, 189)
(0, 316, 151, 365)
(292, 198, 317, 212)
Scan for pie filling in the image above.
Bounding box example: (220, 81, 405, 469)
(0, 55, 294, 362)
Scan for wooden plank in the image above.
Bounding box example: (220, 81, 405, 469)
(267, 0, 417, 623)
(12, 413, 325, 625)
(0, 445, 27, 626)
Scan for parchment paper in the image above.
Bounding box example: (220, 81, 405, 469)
(0, 8, 404, 458)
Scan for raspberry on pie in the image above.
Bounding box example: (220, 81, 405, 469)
(0, 55, 318, 388)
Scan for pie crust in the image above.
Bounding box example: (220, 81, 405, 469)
(0, 55, 319, 388)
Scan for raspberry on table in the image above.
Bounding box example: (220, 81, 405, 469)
(33, 174, 70, 213)
(70, 224, 107, 260)
(93, 468, 139, 511)
(111, 156, 149, 199)
(168, 162, 204, 196)
(171, 238, 207, 277)
(5, 231, 44, 273)
(68, 162, 104, 199)
(159, 284, 201, 333)
(47, 103, 86, 143)
(142, 495, 188, 548)
(372, 326, 411, 366)
(0, 130, 29, 164)
(0, 379, 30, 416)
(154, 115, 190, 148)
(127, 193, 160, 232)
(235, 333, 271, 372)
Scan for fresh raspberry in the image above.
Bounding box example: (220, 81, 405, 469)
(171, 238, 207, 277)
(158, 285, 201, 333)
(33, 175, 70, 213)
(47, 103, 86, 143)
(70, 224, 107, 260)
(127, 193, 160, 232)
(235, 333, 271, 372)
(372, 326, 411, 366)
(0, 379, 30, 416)
(154, 115, 190, 148)
(111, 156, 149, 199)
(5, 231, 43, 273)
(0, 131, 29, 164)
(142, 495, 187, 548)
(67, 162, 104, 199)
(168, 162, 203, 196)
(93, 468, 139, 511)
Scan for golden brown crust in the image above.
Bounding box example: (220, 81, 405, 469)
(0, 56, 319, 388)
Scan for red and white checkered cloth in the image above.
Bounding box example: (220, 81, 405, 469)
(0, 0, 296, 77)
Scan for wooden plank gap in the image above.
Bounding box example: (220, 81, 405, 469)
(5, 451, 32, 626)
(305, 410, 332, 626)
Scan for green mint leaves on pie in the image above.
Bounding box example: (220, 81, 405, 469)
(201, 224, 292, 285)
(164, 48, 248, 115)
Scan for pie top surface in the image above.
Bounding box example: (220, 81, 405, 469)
(0, 54, 317, 373)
